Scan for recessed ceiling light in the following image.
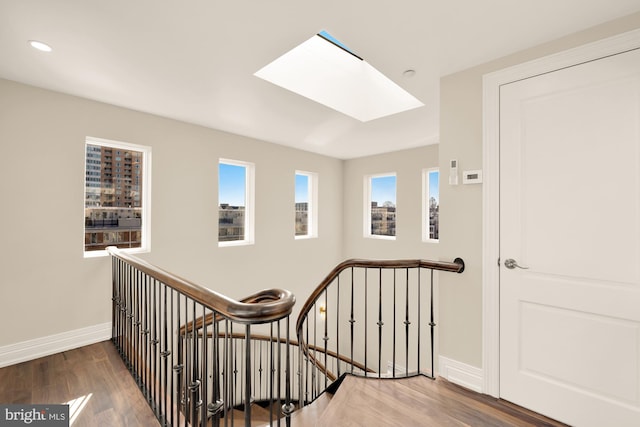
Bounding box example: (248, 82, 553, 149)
(403, 69, 416, 78)
(254, 31, 424, 122)
(29, 40, 52, 52)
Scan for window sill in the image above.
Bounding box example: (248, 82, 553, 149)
(84, 247, 149, 259)
(295, 235, 317, 240)
(365, 234, 396, 241)
(218, 240, 254, 248)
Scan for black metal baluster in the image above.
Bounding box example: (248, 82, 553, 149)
(111, 256, 116, 341)
(393, 268, 397, 378)
(127, 264, 133, 369)
(170, 288, 176, 427)
(258, 338, 263, 409)
(323, 289, 328, 390)
(349, 267, 355, 374)
(377, 268, 383, 378)
(183, 293, 189, 427)
(223, 320, 230, 427)
(304, 318, 309, 405)
(269, 322, 274, 425)
(133, 268, 139, 390)
(190, 300, 200, 426)
(276, 321, 282, 426)
(144, 273, 150, 401)
(404, 268, 410, 377)
(201, 305, 208, 427)
(284, 316, 293, 427)
(154, 279, 161, 416)
(244, 325, 252, 427)
(208, 312, 222, 427)
(230, 322, 235, 427)
(297, 330, 303, 410)
(161, 283, 170, 425)
(172, 292, 182, 427)
(364, 268, 368, 377)
(336, 275, 340, 378)
(429, 268, 436, 379)
(312, 302, 317, 399)
(417, 268, 421, 375)
(119, 263, 125, 359)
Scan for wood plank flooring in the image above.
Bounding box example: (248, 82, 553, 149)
(0, 341, 568, 426)
(0, 340, 159, 426)
(313, 374, 568, 427)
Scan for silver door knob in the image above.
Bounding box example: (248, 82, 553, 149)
(504, 258, 529, 269)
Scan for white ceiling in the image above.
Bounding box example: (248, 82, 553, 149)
(1, 1, 639, 159)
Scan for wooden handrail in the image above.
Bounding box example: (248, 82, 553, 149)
(295, 258, 464, 333)
(108, 247, 295, 324)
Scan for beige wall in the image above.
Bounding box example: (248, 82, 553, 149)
(0, 79, 343, 347)
(438, 12, 640, 368)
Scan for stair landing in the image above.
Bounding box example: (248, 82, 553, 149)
(298, 374, 568, 427)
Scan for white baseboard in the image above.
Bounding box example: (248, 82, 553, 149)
(0, 322, 111, 368)
(438, 355, 484, 393)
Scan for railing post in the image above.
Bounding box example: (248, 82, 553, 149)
(244, 325, 252, 427)
(283, 317, 295, 426)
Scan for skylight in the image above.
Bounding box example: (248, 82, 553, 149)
(254, 31, 424, 122)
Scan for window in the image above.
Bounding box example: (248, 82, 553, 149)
(423, 168, 439, 242)
(365, 174, 396, 239)
(218, 159, 255, 246)
(295, 171, 318, 238)
(84, 137, 151, 257)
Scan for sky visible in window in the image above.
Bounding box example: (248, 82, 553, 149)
(371, 175, 396, 206)
(295, 174, 309, 203)
(429, 170, 439, 203)
(219, 163, 246, 207)
(317, 30, 358, 57)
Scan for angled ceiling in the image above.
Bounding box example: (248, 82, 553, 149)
(1, 1, 639, 159)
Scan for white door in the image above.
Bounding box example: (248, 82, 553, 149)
(500, 48, 640, 427)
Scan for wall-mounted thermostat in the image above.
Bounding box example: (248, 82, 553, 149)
(449, 159, 458, 185)
(462, 170, 483, 184)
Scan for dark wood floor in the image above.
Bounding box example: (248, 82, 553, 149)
(0, 341, 159, 426)
(0, 341, 567, 426)
(309, 374, 568, 427)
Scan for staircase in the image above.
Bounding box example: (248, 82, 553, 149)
(108, 247, 465, 426)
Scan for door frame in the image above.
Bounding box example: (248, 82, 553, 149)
(481, 27, 640, 398)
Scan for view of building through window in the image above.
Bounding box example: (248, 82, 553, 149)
(84, 140, 145, 253)
(427, 170, 439, 240)
(370, 174, 396, 237)
(295, 173, 310, 236)
(218, 161, 247, 242)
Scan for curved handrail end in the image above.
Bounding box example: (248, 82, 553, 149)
(453, 257, 465, 273)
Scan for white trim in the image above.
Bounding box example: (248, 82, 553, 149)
(482, 28, 640, 398)
(438, 355, 483, 393)
(295, 170, 319, 239)
(422, 168, 440, 243)
(84, 136, 152, 258)
(218, 158, 255, 246)
(0, 322, 111, 368)
(363, 172, 397, 240)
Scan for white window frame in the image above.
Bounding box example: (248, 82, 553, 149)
(364, 173, 396, 240)
(422, 168, 439, 243)
(295, 171, 319, 239)
(83, 136, 152, 258)
(218, 158, 255, 247)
